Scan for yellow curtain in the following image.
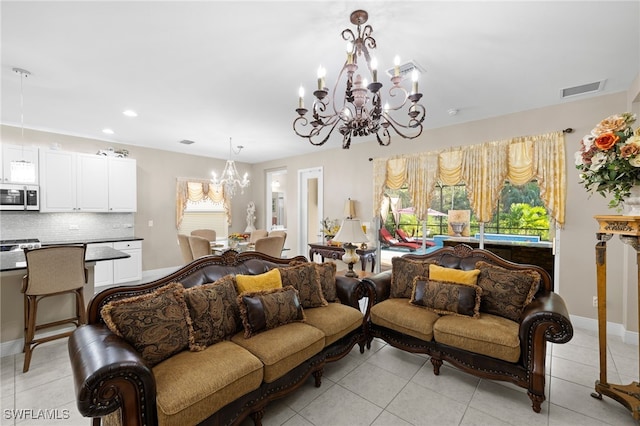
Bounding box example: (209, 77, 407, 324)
(406, 152, 439, 220)
(462, 141, 509, 223)
(372, 158, 387, 220)
(375, 130, 566, 226)
(176, 178, 230, 229)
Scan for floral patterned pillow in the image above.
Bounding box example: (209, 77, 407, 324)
(101, 282, 193, 366)
(475, 261, 541, 321)
(237, 286, 305, 338)
(391, 257, 438, 298)
(278, 263, 328, 308)
(410, 277, 482, 318)
(183, 275, 241, 351)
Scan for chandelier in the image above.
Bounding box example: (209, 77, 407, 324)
(293, 10, 426, 149)
(211, 138, 249, 198)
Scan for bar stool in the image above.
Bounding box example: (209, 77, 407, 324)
(21, 244, 87, 372)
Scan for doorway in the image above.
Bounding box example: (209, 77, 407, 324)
(298, 167, 323, 255)
(266, 169, 287, 231)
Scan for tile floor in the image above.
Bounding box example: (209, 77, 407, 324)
(1, 327, 638, 425)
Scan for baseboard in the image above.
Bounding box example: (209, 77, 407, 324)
(570, 314, 639, 345)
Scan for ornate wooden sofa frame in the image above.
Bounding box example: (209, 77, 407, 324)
(68, 250, 367, 426)
(361, 244, 573, 413)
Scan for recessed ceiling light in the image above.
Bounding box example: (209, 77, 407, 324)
(102, 128, 114, 135)
(123, 109, 138, 117)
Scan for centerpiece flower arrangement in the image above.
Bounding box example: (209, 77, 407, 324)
(575, 112, 640, 210)
(321, 217, 341, 240)
(229, 233, 249, 241)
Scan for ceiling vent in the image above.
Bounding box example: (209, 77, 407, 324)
(561, 80, 606, 98)
(179, 139, 195, 145)
(386, 60, 424, 78)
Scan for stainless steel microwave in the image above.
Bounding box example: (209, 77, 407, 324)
(0, 184, 39, 211)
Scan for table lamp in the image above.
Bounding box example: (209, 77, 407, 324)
(332, 218, 369, 277)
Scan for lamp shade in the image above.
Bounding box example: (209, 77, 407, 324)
(333, 218, 368, 244)
(343, 198, 356, 219)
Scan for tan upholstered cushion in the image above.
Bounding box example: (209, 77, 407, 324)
(370, 298, 440, 341)
(238, 286, 305, 338)
(153, 341, 263, 426)
(410, 277, 482, 318)
(278, 263, 328, 308)
(433, 313, 521, 362)
(475, 261, 541, 321)
(429, 264, 480, 285)
(101, 282, 193, 366)
(235, 268, 282, 294)
(183, 275, 241, 351)
(391, 257, 437, 298)
(304, 303, 363, 346)
(231, 322, 325, 382)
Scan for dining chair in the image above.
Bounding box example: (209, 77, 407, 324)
(178, 234, 194, 263)
(268, 230, 287, 244)
(188, 235, 211, 259)
(254, 236, 285, 258)
(249, 229, 268, 243)
(190, 229, 216, 242)
(22, 244, 88, 372)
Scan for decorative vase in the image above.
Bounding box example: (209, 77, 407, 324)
(228, 239, 239, 249)
(623, 186, 640, 216)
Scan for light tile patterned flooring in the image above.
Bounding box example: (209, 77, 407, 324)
(1, 327, 638, 425)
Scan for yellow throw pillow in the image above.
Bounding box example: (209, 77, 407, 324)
(429, 264, 480, 285)
(236, 268, 283, 294)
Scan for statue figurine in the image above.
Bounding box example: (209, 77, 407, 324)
(245, 201, 256, 232)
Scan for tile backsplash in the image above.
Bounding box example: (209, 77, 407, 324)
(0, 212, 135, 242)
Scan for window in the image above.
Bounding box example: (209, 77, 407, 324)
(386, 181, 551, 241)
(178, 198, 227, 240)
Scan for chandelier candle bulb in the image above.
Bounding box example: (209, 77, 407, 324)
(317, 66, 326, 90)
(394, 55, 401, 77)
(298, 86, 305, 109)
(371, 57, 378, 82)
(411, 70, 419, 94)
(346, 41, 354, 64)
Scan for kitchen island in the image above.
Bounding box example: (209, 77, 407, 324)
(0, 246, 131, 356)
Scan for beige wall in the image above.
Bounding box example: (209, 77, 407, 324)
(250, 90, 637, 330)
(2, 85, 640, 331)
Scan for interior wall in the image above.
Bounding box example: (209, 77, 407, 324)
(2, 89, 638, 328)
(0, 126, 252, 270)
(250, 91, 633, 327)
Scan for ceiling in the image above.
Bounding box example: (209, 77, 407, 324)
(2, 1, 639, 164)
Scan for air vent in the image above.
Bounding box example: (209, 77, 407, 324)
(385, 60, 424, 78)
(179, 139, 195, 145)
(561, 80, 606, 98)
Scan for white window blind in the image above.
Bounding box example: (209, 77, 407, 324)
(178, 199, 227, 240)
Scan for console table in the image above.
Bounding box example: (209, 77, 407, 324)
(592, 215, 640, 420)
(308, 242, 376, 272)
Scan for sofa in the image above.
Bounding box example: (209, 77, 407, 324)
(362, 244, 573, 413)
(68, 250, 367, 426)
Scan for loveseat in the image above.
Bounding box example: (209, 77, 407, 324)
(68, 250, 367, 426)
(362, 244, 573, 413)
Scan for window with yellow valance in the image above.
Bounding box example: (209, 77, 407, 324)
(372, 131, 566, 226)
(176, 179, 230, 229)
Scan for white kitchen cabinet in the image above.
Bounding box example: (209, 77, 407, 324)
(108, 157, 137, 212)
(77, 154, 109, 212)
(39, 150, 136, 212)
(91, 240, 142, 287)
(2, 143, 39, 184)
(39, 150, 76, 212)
(113, 240, 142, 284)
(89, 243, 115, 287)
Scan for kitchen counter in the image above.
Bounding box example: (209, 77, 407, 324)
(0, 246, 130, 273)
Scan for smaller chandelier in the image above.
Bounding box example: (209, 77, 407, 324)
(293, 10, 426, 149)
(211, 138, 249, 198)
